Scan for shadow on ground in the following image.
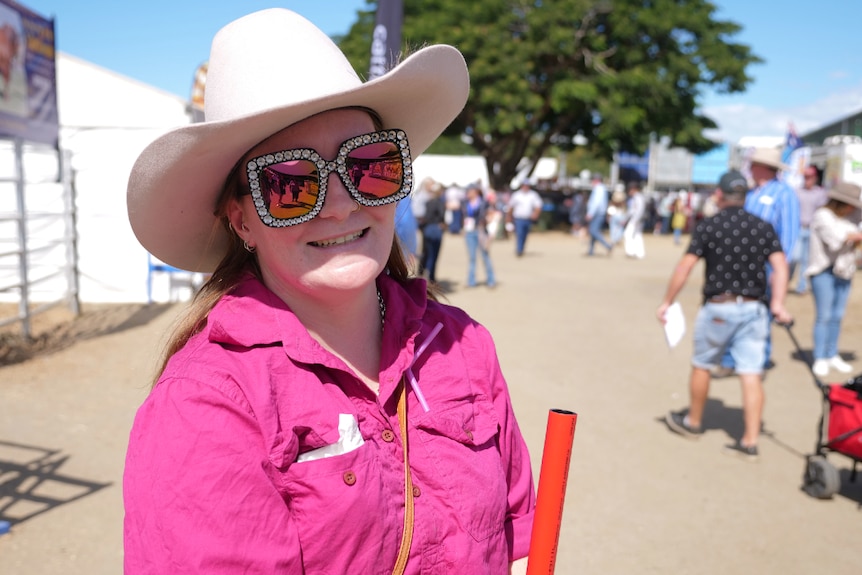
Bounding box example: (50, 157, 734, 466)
(0, 303, 175, 366)
(658, 398, 747, 440)
(659, 400, 862, 506)
(836, 467, 862, 506)
(0, 440, 111, 527)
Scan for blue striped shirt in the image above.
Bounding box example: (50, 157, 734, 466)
(744, 178, 800, 263)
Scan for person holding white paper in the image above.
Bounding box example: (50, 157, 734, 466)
(655, 170, 792, 462)
(662, 301, 686, 348)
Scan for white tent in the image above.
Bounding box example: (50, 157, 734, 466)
(412, 154, 559, 191)
(0, 53, 193, 304)
(57, 53, 193, 303)
(412, 154, 488, 189)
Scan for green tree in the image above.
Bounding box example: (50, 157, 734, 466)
(338, 0, 760, 191)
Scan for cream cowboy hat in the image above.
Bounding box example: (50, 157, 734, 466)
(828, 181, 862, 210)
(127, 8, 469, 272)
(748, 147, 788, 171)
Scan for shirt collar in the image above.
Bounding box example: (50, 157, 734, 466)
(204, 272, 430, 393)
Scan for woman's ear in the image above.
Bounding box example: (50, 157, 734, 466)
(226, 198, 251, 241)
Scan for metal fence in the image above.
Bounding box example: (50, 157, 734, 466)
(0, 139, 79, 338)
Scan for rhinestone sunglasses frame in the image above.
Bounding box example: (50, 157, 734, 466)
(245, 129, 413, 227)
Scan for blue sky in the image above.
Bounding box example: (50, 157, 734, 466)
(20, 0, 862, 145)
(702, 0, 862, 144)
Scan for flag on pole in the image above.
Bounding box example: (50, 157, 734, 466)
(781, 122, 802, 165)
(781, 122, 806, 187)
(368, 0, 403, 80)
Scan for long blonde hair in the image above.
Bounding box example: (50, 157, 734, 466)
(151, 110, 429, 386)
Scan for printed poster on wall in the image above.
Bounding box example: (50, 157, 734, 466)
(0, 0, 58, 146)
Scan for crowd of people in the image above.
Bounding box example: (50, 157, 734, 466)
(569, 178, 700, 254)
(398, 176, 546, 288)
(405, 146, 860, 464)
(401, 153, 862, 388)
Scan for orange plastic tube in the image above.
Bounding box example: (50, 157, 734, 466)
(526, 409, 578, 575)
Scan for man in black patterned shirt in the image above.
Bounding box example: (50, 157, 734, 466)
(656, 170, 792, 461)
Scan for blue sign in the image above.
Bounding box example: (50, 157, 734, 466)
(618, 150, 649, 182)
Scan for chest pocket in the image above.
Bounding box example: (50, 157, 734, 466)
(413, 396, 507, 541)
(276, 428, 397, 574)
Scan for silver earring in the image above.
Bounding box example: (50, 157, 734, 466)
(243, 240, 256, 253)
(241, 223, 250, 232)
(352, 200, 361, 213)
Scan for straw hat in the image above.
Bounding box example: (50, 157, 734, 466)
(827, 181, 862, 209)
(127, 9, 469, 272)
(748, 147, 788, 171)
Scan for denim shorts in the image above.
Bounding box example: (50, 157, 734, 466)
(692, 301, 768, 374)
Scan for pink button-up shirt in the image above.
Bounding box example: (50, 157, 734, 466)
(124, 274, 535, 573)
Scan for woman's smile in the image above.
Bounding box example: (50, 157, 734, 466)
(309, 228, 367, 248)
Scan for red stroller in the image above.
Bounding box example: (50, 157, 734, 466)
(783, 324, 862, 499)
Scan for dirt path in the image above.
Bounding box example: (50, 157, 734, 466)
(1, 230, 860, 574)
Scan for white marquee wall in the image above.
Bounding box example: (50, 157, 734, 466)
(0, 53, 193, 304)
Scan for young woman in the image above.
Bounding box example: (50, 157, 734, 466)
(123, 9, 534, 574)
(806, 181, 862, 377)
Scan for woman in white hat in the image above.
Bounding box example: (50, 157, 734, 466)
(607, 184, 627, 246)
(805, 181, 862, 377)
(123, 9, 535, 574)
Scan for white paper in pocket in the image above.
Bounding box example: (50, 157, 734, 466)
(296, 413, 365, 463)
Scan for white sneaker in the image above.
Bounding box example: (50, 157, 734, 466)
(812, 359, 829, 378)
(830, 356, 853, 373)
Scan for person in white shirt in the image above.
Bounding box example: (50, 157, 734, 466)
(805, 181, 862, 377)
(507, 182, 543, 257)
(623, 180, 646, 259)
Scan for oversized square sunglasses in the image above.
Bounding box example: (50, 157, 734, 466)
(244, 129, 413, 227)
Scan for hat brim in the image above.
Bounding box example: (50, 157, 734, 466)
(127, 45, 469, 272)
(828, 189, 862, 210)
(749, 154, 789, 172)
(751, 160, 790, 171)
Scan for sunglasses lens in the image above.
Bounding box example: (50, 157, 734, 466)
(259, 160, 320, 219)
(346, 142, 404, 200)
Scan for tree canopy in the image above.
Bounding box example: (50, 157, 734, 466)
(338, 0, 761, 190)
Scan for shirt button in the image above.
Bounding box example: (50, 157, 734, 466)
(464, 430, 473, 441)
(343, 471, 357, 486)
(382, 429, 395, 443)
(412, 486, 422, 498)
